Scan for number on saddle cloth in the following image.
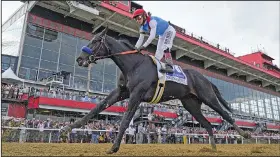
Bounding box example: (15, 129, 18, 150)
(81, 46, 93, 54)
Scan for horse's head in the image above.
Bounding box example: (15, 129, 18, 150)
(76, 26, 110, 67)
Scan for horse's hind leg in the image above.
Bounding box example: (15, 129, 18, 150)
(180, 96, 217, 151)
(200, 90, 250, 139)
(192, 76, 250, 139)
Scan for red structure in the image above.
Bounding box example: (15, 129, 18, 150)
(238, 51, 280, 75)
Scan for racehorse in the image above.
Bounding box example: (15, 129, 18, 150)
(62, 26, 251, 154)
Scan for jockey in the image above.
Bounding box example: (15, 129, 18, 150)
(132, 9, 176, 73)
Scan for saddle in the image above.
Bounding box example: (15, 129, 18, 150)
(147, 55, 166, 104)
(149, 56, 173, 79)
(148, 55, 187, 104)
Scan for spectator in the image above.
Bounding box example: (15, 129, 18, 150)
(136, 123, 144, 144)
(161, 125, 167, 143)
(126, 125, 135, 144)
(38, 121, 45, 142)
(19, 122, 27, 143)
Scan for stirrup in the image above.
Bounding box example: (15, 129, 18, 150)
(160, 65, 174, 73)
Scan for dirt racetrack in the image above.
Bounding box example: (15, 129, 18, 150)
(2, 143, 280, 156)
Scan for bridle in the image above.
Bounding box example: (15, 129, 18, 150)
(84, 34, 111, 64)
(82, 34, 143, 64)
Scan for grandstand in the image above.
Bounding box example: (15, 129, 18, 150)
(1, 0, 280, 140)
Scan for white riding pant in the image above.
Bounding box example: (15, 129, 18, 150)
(155, 25, 176, 61)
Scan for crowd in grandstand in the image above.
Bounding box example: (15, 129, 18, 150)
(1, 83, 29, 99)
(2, 116, 279, 144)
(2, 83, 280, 145)
(1, 82, 183, 113)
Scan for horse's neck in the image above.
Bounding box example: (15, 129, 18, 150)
(107, 36, 146, 76)
(111, 53, 145, 76)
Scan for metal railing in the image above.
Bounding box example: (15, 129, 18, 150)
(2, 126, 279, 144)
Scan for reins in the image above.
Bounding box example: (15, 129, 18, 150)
(85, 33, 147, 63)
(93, 50, 146, 60)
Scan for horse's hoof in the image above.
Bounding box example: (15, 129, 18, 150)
(243, 132, 251, 139)
(106, 149, 115, 154)
(211, 144, 217, 152)
(106, 147, 119, 154)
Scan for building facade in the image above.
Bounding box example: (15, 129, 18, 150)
(2, 1, 280, 122)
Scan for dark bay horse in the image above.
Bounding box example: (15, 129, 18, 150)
(62, 27, 251, 154)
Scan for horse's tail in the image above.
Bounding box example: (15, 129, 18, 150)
(211, 83, 232, 113)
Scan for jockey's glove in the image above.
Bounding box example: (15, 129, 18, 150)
(136, 46, 146, 53)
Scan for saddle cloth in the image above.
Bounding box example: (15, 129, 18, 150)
(147, 55, 187, 104)
(150, 55, 188, 86)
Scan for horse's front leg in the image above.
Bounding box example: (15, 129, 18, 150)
(62, 87, 129, 132)
(107, 83, 147, 154)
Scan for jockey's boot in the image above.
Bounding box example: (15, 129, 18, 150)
(160, 50, 174, 73)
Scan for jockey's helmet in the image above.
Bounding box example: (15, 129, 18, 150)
(132, 9, 148, 25)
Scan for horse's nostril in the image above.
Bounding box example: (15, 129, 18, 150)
(77, 60, 83, 66)
(82, 61, 89, 67)
(76, 57, 82, 63)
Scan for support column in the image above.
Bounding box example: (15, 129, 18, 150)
(227, 69, 237, 76)
(91, 12, 117, 33)
(105, 115, 108, 124)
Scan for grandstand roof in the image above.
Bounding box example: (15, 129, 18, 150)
(15, 1, 280, 93)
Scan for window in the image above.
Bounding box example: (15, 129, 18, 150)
(2, 64, 10, 72)
(104, 59, 116, 75)
(26, 23, 44, 38)
(257, 91, 265, 117)
(60, 43, 76, 56)
(38, 69, 53, 80)
(103, 74, 116, 84)
(22, 44, 41, 59)
(91, 70, 103, 82)
(40, 60, 57, 72)
(63, 76, 73, 86)
(18, 67, 38, 81)
(91, 60, 104, 81)
(103, 73, 116, 93)
(1, 56, 10, 64)
(42, 32, 60, 53)
(59, 53, 75, 66)
(58, 64, 74, 74)
(116, 67, 121, 77)
(89, 80, 102, 92)
(264, 93, 272, 118)
(251, 90, 259, 116)
(20, 56, 40, 69)
(61, 33, 77, 46)
(42, 40, 60, 52)
(238, 86, 244, 102)
(224, 82, 233, 102)
(74, 66, 88, 78)
(41, 49, 59, 62)
(271, 96, 279, 120)
(103, 82, 116, 93)
(10, 57, 16, 64)
(73, 77, 87, 90)
(91, 60, 104, 71)
(24, 34, 43, 47)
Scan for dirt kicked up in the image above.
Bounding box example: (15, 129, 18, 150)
(2, 143, 280, 156)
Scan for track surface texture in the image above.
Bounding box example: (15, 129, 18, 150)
(2, 143, 280, 156)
